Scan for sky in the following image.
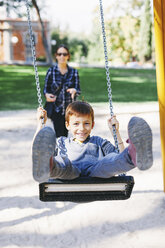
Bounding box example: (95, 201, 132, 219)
(0, 0, 110, 33)
(0, 0, 116, 34)
(44, 0, 111, 33)
(0, 0, 111, 34)
(0, 0, 151, 34)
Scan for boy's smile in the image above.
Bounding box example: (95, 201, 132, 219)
(66, 114, 94, 142)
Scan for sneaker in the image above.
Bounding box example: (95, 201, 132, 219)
(32, 127, 56, 182)
(128, 117, 153, 170)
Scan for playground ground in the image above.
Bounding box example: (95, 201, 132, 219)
(0, 102, 165, 248)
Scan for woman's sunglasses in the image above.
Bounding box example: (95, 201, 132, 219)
(56, 53, 69, 57)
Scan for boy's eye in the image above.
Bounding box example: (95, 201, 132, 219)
(73, 123, 79, 126)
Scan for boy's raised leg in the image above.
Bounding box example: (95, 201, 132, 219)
(128, 116, 153, 170)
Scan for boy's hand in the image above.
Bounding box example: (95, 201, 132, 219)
(37, 107, 47, 124)
(107, 115, 119, 133)
(108, 115, 124, 152)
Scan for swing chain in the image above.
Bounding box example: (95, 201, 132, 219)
(99, 0, 119, 152)
(25, 0, 43, 109)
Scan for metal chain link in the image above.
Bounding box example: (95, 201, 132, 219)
(25, 0, 43, 108)
(99, 0, 119, 153)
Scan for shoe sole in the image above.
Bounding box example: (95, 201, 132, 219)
(32, 127, 56, 182)
(128, 117, 153, 170)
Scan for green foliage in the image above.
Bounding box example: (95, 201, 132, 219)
(51, 28, 69, 56)
(130, 0, 144, 10)
(69, 38, 89, 62)
(0, 65, 157, 110)
(36, 56, 46, 62)
(106, 15, 141, 64)
(139, 0, 152, 62)
(86, 0, 154, 65)
(86, 16, 104, 64)
(0, 0, 29, 17)
(51, 28, 89, 62)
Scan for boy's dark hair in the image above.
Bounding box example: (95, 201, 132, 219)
(65, 101, 94, 123)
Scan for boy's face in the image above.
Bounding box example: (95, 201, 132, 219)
(66, 114, 94, 142)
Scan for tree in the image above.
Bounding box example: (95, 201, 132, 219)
(51, 27, 89, 63)
(51, 28, 69, 57)
(88, 2, 142, 65)
(139, 0, 152, 63)
(31, 0, 52, 64)
(69, 38, 89, 62)
(86, 10, 105, 64)
(0, 0, 23, 17)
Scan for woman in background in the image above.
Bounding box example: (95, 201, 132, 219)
(44, 44, 81, 137)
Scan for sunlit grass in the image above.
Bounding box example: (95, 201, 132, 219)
(78, 67, 157, 103)
(0, 65, 157, 110)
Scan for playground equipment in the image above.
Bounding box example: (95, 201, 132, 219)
(154, 0, 165, 192)
(25, 0, 135, 202)
(25, 0, 165, 200)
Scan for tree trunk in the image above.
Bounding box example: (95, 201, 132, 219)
(31, 0, 53, 65)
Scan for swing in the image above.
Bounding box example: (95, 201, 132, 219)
(25, 0, 134, 202)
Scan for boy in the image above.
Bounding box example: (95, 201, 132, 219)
(32, 101, 153, 182)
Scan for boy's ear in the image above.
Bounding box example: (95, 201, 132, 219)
(65, 121, 70, 130)
(92, 122, 95, 129)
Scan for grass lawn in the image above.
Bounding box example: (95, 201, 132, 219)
(0, 65, 158, 110)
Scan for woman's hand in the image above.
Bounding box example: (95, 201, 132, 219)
(107, 115, 119, 134)
(45, 93, 56, 102)
(67, 88, 76, 100)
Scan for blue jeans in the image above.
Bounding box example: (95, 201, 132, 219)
(52, 148, 135, 179)
(88, 148, 135, 178)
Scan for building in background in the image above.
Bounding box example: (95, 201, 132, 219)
(0, 18, 50, 64)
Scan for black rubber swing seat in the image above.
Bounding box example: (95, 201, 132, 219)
(39, 175, 134, 203)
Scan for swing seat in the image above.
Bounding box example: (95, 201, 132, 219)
(39, 175, 134, 202)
